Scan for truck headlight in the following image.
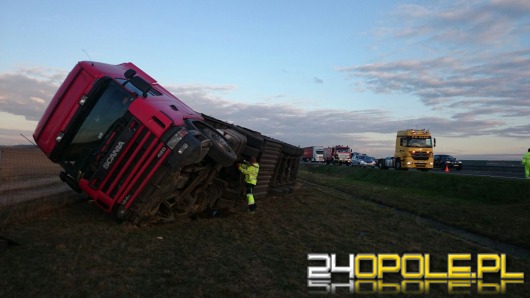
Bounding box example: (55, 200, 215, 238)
(55, 131, 64, 143)
(167, 128, 188, 149)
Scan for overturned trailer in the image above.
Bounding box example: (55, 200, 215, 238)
(33, 61, 302, 224)
(202, 114, 301, 198)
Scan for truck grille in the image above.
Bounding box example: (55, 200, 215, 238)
(99, 123, 166, 204)
(411, 152, 430, 160)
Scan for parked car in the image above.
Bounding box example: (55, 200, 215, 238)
(433, 154, 463, 170)
(351, 155, 377, 168)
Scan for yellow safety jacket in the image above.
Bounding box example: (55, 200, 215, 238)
(522, 152, 530, 165)
(239, 162, 259, 185)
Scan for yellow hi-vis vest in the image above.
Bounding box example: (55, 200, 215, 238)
(239, 162, 259, 185)
(522, 152, 530, 165)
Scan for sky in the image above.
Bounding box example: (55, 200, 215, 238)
(0, 0, 529, 160)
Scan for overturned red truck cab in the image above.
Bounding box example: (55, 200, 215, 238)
(34, 61, 302, 223)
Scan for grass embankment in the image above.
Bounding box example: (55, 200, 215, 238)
(1, 168, 529, 297)
(299, 164, 530, 249)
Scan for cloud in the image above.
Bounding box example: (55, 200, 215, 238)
(0, 66, 66, 121)
(338, 1, 530, 127)
(0, 69, 525, 157)
(165, 83, 514, 146)
(391, 0, 530, 46)
(339, 50, 530, 113)
(313, 77, 323, 84)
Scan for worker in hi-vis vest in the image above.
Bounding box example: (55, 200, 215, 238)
(522, 148, 530, 179)
(236, 157, 259, 213)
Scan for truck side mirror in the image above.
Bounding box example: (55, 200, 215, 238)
(123, 69, 152, 97)
(434, 138, 436, 147)
(124, 69, 136, 79)
(130, 76, 152, 97)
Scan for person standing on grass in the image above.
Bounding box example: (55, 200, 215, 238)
(522, 148, 530, 179)
(236, 157, 259, 213)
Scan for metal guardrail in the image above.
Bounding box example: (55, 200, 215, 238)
(458, 160, 523, 173)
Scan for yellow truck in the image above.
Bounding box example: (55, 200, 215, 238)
(378, 129, 436, 171)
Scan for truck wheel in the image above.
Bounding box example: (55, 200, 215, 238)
(155, 200, 176, 223)
(235, 127, 264, 150)
(395, 159, 402, 170)
(186, 120, 237, 167)
(242, 145, 260, 160)
(201, 126, 238, 167)
(218, 128, 246, 156)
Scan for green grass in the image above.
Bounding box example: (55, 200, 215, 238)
(303, 164, 530, 203)
(299, 164, 530, 249)
(1, 170, 530, 297)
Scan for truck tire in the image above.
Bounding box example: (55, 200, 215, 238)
(395, 159, 402, 170)
(201, 126, 237, 167)
(188, 120, 237, 167)
(235, 127, 264, 150)
(242, 145, 260, 159)
(218, 129, 246, 156)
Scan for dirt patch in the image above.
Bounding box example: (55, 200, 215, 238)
(0, 147, 61, 181)
(0, 147, 71, 207)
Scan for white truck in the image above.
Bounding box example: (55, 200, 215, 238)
(302, 146, 324, 162)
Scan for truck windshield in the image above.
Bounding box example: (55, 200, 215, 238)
(61, 81, 135, 164)
(407, 137, 433, 148)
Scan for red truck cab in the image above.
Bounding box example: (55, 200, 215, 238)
(34, 61, 237, 222)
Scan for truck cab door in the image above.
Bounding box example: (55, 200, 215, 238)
(400, 138, 407, 149)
